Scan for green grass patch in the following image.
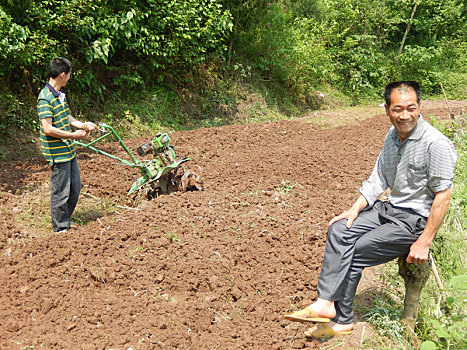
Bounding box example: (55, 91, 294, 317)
(165, 231, 181, 243)
(417, 117, 467, 349)
(71, 195, 118, 227)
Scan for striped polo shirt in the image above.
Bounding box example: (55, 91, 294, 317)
(37, 82, 76, 165)
(360, 116, 457, 218)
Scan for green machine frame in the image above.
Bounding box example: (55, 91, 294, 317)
(75, 124, 189, 195)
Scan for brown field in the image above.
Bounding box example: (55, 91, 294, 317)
(0, 100, 464, 349)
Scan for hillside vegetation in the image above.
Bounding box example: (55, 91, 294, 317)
(0, 0, 466, 138)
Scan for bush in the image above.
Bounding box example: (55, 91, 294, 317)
(0, 8, 29, 78)
(420, 271, 467, 350)
(238, 4, 332, 96)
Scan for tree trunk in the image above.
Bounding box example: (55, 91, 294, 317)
(394, 2, 418, 66)
(398, 255, 430, 330)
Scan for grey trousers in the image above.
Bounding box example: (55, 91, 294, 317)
(50, 157, 81, 232)
(317, 201, 427, 324)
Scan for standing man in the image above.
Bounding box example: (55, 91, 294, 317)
(285, 81, 457, 338)
(37, 57, 95, 233)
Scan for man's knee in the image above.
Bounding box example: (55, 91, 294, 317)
(330, 219, 349, 232)
(327, 219, 348, 242)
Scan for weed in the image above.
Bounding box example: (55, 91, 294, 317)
(224, 274, 235, 284)
(212, 309, 232, 323)
(231, 196, 251, 207)
(241, 187, 261, 195)
(319, 339, 346, 350)
(13, 185, 52, 238)
(419, 270, 467, 349)
(233, 62, 252, 80)
(275, 180, 301, 193)
(286, 304, 296, 313)
(166, 231, 181, 243)
(190, 223, 205, 238)
(130, 246, 145, 259)
(364, 305, 405, 338)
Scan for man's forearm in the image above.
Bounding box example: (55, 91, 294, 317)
(41, 118, 85, 140)
(41, 120, 75, 139)
(329, 194, 368, 227)
(418, 189, 451, 246)
(407, 188, 451, 263)
(69, 116, 95, 131)
(69, 116, 84, 129)
(350, 195, 369, 214)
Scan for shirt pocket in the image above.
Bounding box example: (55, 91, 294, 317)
(407, 163, 427, 188)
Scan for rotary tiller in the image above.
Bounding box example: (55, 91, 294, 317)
(75, 124, 202, 200)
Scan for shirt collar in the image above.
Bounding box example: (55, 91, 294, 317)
(390, 115, 426, 144)
(45, 82, 61, 98)
(407, 115, 426, 140)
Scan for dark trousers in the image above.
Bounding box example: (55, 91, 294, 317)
(50, 157, 81, 232)
(317, 201, 427, 324)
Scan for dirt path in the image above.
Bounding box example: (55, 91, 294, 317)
(0, 100, 464, 349)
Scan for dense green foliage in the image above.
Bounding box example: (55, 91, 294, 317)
(231, 0, 466, 98)
(1, 0, 232, 90)
(0, 0, 466, 137)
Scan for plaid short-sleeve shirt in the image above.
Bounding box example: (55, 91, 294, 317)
(360, 117, 457, 218)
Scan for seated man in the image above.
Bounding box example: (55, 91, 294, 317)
(285, 81, 457, 338)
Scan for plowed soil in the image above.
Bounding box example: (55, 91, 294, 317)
(0, 101, 464, 349)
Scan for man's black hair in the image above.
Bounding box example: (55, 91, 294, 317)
(384, 81, 421, 106)
(49, 57, 72, 79)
